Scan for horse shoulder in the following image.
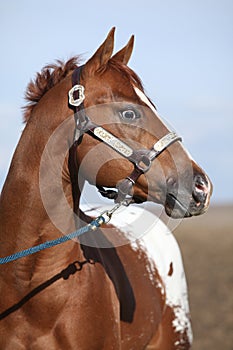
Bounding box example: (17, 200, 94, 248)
(113, 206, 193, 348)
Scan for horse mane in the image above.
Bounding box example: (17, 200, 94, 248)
(23, 56, 143, 123)
(23, 57, 80, 122)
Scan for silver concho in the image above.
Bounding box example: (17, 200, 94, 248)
(68, 85, 85, 107)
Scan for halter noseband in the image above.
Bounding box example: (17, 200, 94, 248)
(68, 65, 182, 204)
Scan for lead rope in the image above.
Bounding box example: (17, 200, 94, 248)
(0, 203, 123, 265)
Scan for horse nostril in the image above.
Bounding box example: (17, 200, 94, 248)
(193, 175, 208, 203)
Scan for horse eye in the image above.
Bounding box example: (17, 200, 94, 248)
(121, 109, 139, 121)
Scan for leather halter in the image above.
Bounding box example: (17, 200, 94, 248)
(68, 65, 182, 204)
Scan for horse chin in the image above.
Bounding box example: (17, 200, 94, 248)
(132, 195, 145, 204)
(165, 194, 192, 219)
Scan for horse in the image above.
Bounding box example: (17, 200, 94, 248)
(0, 27, 212, 349)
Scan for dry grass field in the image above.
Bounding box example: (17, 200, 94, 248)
(174, 204, 233, 350)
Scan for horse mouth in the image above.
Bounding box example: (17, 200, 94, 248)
(165, 193, 192, 218)
(132, 193, 192, 219)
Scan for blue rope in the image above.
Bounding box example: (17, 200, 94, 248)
(0, 216, 105, 265)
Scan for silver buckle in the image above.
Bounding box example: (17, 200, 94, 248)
(68, 85, 85, 107)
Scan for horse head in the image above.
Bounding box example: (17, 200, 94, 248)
(68, 28, 212, 219)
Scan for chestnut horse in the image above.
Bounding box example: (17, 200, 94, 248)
(0, 28, 212, 349)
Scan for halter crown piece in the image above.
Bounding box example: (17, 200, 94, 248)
(68, 65, 182, 205)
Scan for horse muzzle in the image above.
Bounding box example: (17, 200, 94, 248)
(165, 173, 213, 219)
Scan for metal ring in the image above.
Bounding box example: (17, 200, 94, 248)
(136, 155, 152, 172)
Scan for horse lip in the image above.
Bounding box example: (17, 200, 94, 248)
(166, 193, 192, 218)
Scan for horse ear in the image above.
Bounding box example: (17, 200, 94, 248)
(110, 35, 134, 65)
(84, 27, 115, 75)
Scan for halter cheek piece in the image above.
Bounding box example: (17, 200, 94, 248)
(68, 65, 182, 204)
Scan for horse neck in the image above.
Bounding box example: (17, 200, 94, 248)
(0, 76, 85, 269)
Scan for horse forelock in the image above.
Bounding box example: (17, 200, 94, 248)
(108, 60, 144, 91)
(22, 56, 80, 123)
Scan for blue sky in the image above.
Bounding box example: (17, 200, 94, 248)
(0, 0, 232, 203)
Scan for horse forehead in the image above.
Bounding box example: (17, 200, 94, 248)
(87, 73, 133, 101)
(133, 86, 158, 115)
